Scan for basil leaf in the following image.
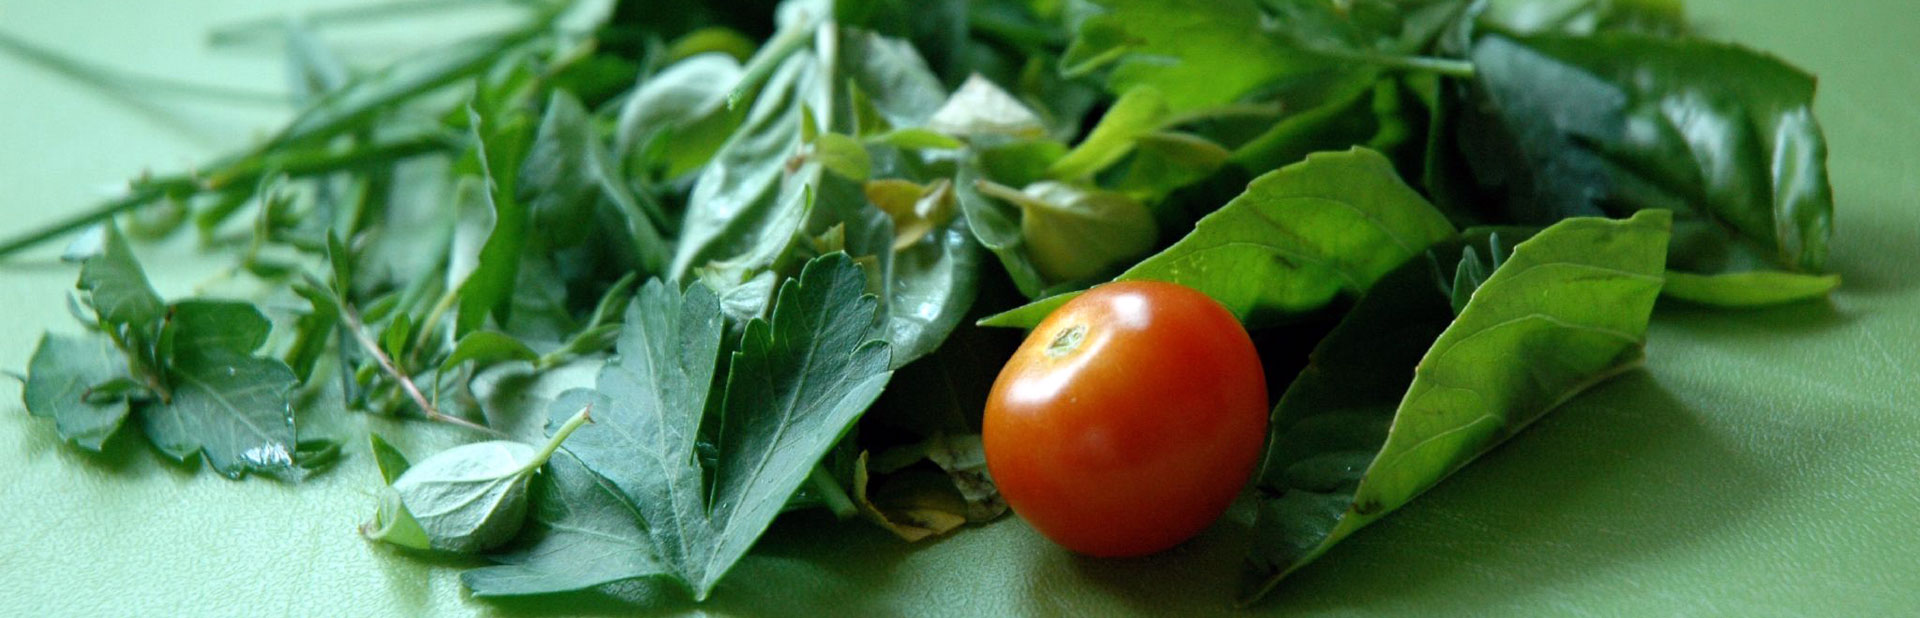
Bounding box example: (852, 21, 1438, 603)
(1241, 210, 1671, 604)
(1045, 86, 1170, 181)
(1460, 33, 1833, 272)
(22, 332, 133, 450)
(1661, 270, 1841, 308)
(141, 300, 301, 479)
(983, 148, 1456, 328)
(1063, 0, 1321, 112)
(465, 254, 892, 599)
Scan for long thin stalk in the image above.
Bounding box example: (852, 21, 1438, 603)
(0, 30, 288, 105)
(0, 134, 449, 259)
(341, 303, 503, 437)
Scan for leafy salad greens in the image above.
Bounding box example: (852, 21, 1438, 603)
(4, 0, 1838, 607)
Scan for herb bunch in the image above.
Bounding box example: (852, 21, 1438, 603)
(5, 0, 1837, 606)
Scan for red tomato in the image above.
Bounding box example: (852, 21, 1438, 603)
(984, 281, 1268, 557)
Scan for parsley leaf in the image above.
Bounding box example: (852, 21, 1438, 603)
(22, 333, 133, 450)
(464, 253, 892, 599)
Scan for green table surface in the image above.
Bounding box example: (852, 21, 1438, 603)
(3, 1, 1917, 615)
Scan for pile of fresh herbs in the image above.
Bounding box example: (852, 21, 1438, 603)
(6, 0, 1835, 607)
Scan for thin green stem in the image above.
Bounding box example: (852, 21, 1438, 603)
(208, 0, 543, 48)
(1315, 48, 1477, 79)
(0, 30, 289, 105)
(0, 134, 449, 259)
(808, 465, 858, 520)
(341, 302, 503, 437)
(525, 404, 594, 471)
(726, 10, 817, 109)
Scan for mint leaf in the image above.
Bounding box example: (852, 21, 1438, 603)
(22, 333, 133, 450)
(141, 300, 301, 479)
(464, 253, 893, 599)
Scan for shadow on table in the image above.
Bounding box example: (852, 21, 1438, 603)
(1243, 371, 1790, 614)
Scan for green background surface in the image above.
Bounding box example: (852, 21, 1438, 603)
(2, 1, 1916, 615)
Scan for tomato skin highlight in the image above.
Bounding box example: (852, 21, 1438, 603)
(984, 281, 1268, 557)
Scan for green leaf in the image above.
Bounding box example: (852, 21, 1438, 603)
(522, 91, 670, 271)
(670, 42, 828, 283)
(955, 165, 1050, 298)
(455, 104, 534, 336)
(140, 300, 300, 479)
(462, 452, 664, 596)
(924, 74, 1044, 139)
(813, 133, 873, 180)
(983, 148, 1456, 328)
(284, 283, 339, 383)
(22, 332, 133, 450)
(465, 254, 893, 599)
(1480, 0, 1686, 36)
(865, 128, 964, 150)
(1460, 33, 1833, 272)
(443, 331, 540, 371)
(65, 224, 164, 329)
(1228, 68, 1387, 172)
(1062, 0, 1321, 112)
(368, 407, 592, 553)
(1240, 210, 1671, 605)
(1045, 86, 1169, 181)
(1661, 270, 1840, 308)
(616, 52, 744, 179)
(1113, 131, 1231, 203)
(368, 433, 412, 485)
(973, 180, 1158, 285)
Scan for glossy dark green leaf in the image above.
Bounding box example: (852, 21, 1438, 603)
(983, 148, 1456, 328)
(1242, 210, 1671, 604)
(1460, 33, 1832, 272)
(22, 332, 133, 451)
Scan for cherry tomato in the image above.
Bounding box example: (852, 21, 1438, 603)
(984, 281, 1268, 557)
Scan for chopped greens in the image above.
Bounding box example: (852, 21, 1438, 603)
(1, 0, 1841, 609)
